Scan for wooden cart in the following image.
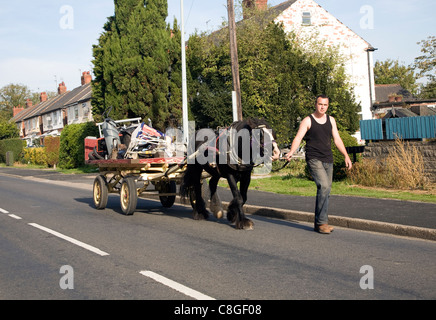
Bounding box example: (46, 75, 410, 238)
(86, 157, 208, 215)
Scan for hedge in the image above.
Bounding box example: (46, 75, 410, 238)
(0, 138, 26, 163)
(58, 122, 99, 169)
(44, 136, 60, 167)
(23, 147, 47, 166)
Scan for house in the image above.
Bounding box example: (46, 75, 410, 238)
(242, 0, 376, 125)
(360, 84, 436, 141)
(13, 71, 93, 146)
(373, 83, 436, 119)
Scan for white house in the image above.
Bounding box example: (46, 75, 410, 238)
(243, 0, 376, 139)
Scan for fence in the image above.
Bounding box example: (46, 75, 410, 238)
(360, 115, 436, 140)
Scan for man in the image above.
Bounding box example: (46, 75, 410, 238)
(285, 95, 352, 234)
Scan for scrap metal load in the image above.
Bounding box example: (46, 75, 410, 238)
(85, 108, 185, 161)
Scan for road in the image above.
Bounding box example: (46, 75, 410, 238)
(0, 173, 435, 303)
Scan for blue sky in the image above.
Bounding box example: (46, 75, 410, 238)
(0, 0, 434, 93)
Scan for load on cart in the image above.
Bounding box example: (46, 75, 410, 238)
(85, 108, 205, 216)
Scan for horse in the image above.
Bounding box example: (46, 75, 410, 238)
(180, 118, 280, 230)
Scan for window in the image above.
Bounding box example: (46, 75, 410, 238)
(302, 11, 311, 25)
(74, 106, 79, 120)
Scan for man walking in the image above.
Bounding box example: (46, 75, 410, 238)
(285, 95, 352, 234)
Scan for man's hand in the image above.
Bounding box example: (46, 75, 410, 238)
(345, 156, 352, 170)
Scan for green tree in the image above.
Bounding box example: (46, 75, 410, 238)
(186, 11, 360, 144)
(374, 59, 418, 95)
(0, 84, 32, 120)
(0, 119, 19, 140)
(92, 0, 181, 131)
(414, 36, 436, 99)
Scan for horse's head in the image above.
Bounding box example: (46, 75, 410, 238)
(245, 118, 280, 165)
(224, 118, 279, 171)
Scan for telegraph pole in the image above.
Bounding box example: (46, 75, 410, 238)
(181, 0, 189, 143)
(227, 0, 243, 121)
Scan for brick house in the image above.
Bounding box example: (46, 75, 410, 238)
(13, 71, 93, 146)
(243, 0, 376, 138)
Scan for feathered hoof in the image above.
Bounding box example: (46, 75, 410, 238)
(213, 210, 223, 219)
(236, 219, 254, 230)
(193, 210, 210, 220)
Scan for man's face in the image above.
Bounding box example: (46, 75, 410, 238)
(315, 97, 329, 114)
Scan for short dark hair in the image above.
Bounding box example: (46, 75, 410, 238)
(315, 94, 329, 103)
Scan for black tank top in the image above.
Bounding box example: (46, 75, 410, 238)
(304, 114, 333, 163)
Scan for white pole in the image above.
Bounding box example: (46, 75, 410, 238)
(181, 0, 189, 144)
(232, 91, 238, 122)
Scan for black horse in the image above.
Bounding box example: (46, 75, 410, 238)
(180, 118, 279, 230)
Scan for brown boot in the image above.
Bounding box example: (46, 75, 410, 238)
(314, 224, 333, 234)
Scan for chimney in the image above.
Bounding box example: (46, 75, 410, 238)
(26, 99, 33, 108)
(81, 71, 92, 85)
(40, 92, 48, 102)
(58, 81, 67, 95)
(242, 0, 268, 19)
(13, 106, 24, 117)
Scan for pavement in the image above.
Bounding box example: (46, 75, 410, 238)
(1, 166, 435, 241)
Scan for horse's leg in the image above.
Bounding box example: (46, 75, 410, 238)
(239, 171, 251, 205)
(238, 171, 253, 229)
(226, 173, 253, 230)
(208, 174, 223, 219)
(192, 165, 209, 220)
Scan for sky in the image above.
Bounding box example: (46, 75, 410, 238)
(0, 0, 434, 94)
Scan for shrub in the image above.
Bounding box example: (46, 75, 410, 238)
(44, 136, 60, 168)
(332, 131, 359, 180)
(23, 147, 47, 166)
(59, 122, 99, 169)
(347, 138, 429, 190)
(0, 138, 25, 163)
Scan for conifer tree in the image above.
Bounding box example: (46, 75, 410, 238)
(92, 0, 182, 131)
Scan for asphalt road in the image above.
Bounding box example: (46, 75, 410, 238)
(1, 173, 435, 302)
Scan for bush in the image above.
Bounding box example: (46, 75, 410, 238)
(347, 138, 429, 190)
(332, 131, 359, 180)
(23, 147, 47, 166)
(44, 136, 60, 167)
(59, 122, 99, 169)
(0, 138, 25, 163)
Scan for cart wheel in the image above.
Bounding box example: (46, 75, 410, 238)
(93, 175, 108, 209)
(120, 176, 138, 215)
(159, 181, 177, 208)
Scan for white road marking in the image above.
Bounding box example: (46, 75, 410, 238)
(28, 223, 109, 256)
(139, 270, 215, 300)
(8, 214, 22, 220)
(0, 208, 9, 214)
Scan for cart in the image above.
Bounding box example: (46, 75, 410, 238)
(85, 157, 209, 215)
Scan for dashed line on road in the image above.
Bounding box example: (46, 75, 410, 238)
(139, 270, 215, 300)
(8, 214, 22, 220)
(0, 208, 9, 214)
(28, 223, 110, 257)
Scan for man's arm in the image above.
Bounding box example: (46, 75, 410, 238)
(285, 116, 311, 161)
(330, 116, 352, 170)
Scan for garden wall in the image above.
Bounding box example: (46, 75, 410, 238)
(362, 140, 436, 182)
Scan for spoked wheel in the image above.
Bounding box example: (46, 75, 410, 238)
(120, 176, 138, 215)
(159, 180, 177, 208)
(93, 175, 108, 209)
